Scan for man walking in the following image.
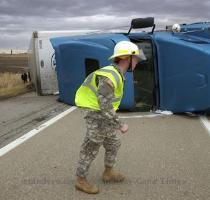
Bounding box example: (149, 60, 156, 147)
(75, 41, 146, 194)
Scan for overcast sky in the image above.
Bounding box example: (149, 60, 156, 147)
(0, 0, 210, 49)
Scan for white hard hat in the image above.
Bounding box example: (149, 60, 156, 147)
(109, 41, 146, 60)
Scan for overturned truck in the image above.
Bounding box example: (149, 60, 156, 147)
(48, 18, 210, 113)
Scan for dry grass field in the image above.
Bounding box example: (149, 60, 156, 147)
(0, 53, 33, 99)
(0, 72, 33, 99)
(0, 53, 29, 73)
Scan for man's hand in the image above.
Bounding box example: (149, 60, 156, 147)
(120, 123, 129, 134)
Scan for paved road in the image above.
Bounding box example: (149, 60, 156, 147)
(0, 92, 70, 148)
(0, 108, 209, 200)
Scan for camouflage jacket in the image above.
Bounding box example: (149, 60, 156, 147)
(83, 67, 124, 129)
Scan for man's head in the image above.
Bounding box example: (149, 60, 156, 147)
(109, 41, 146, 73)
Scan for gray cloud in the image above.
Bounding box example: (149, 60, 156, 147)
(0, 0, 210, 49)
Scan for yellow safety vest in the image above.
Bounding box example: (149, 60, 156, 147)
(75, 65, 124, 111)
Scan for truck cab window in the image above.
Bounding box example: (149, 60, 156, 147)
(85, 58, 100, 77)
(131, 40, 156, 111)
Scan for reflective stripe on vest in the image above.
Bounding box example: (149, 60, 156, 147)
(98, 69, 120, 88)
(82, 68, 121, 102)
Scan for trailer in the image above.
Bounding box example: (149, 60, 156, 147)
(28, 30, 97, 95)
(50, 18, 210, 113)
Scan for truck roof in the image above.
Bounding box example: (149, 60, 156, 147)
(32, 30, 99, 38)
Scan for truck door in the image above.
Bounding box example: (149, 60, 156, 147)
(154, 32, 209, 112)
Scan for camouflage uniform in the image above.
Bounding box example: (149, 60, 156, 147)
(76, 69, 124, 178)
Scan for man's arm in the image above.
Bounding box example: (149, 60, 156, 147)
(97, 76, 124, 129)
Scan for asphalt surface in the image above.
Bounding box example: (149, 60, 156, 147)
(0, 92, 70, 148)
(0, 107, 210, 200)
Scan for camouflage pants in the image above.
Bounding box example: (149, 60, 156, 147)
(76, 114, 121, 178)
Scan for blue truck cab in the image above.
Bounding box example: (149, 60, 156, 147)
(50, 18, 210, 113)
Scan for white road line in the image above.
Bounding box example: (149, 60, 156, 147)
(200, 116, 210, 136)
(0, 106, 77, 157)
(119, 113, 165, 119)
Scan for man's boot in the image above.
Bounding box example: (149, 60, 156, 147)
(75, 176, 99, 194)
(102, 166, 125, 183)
